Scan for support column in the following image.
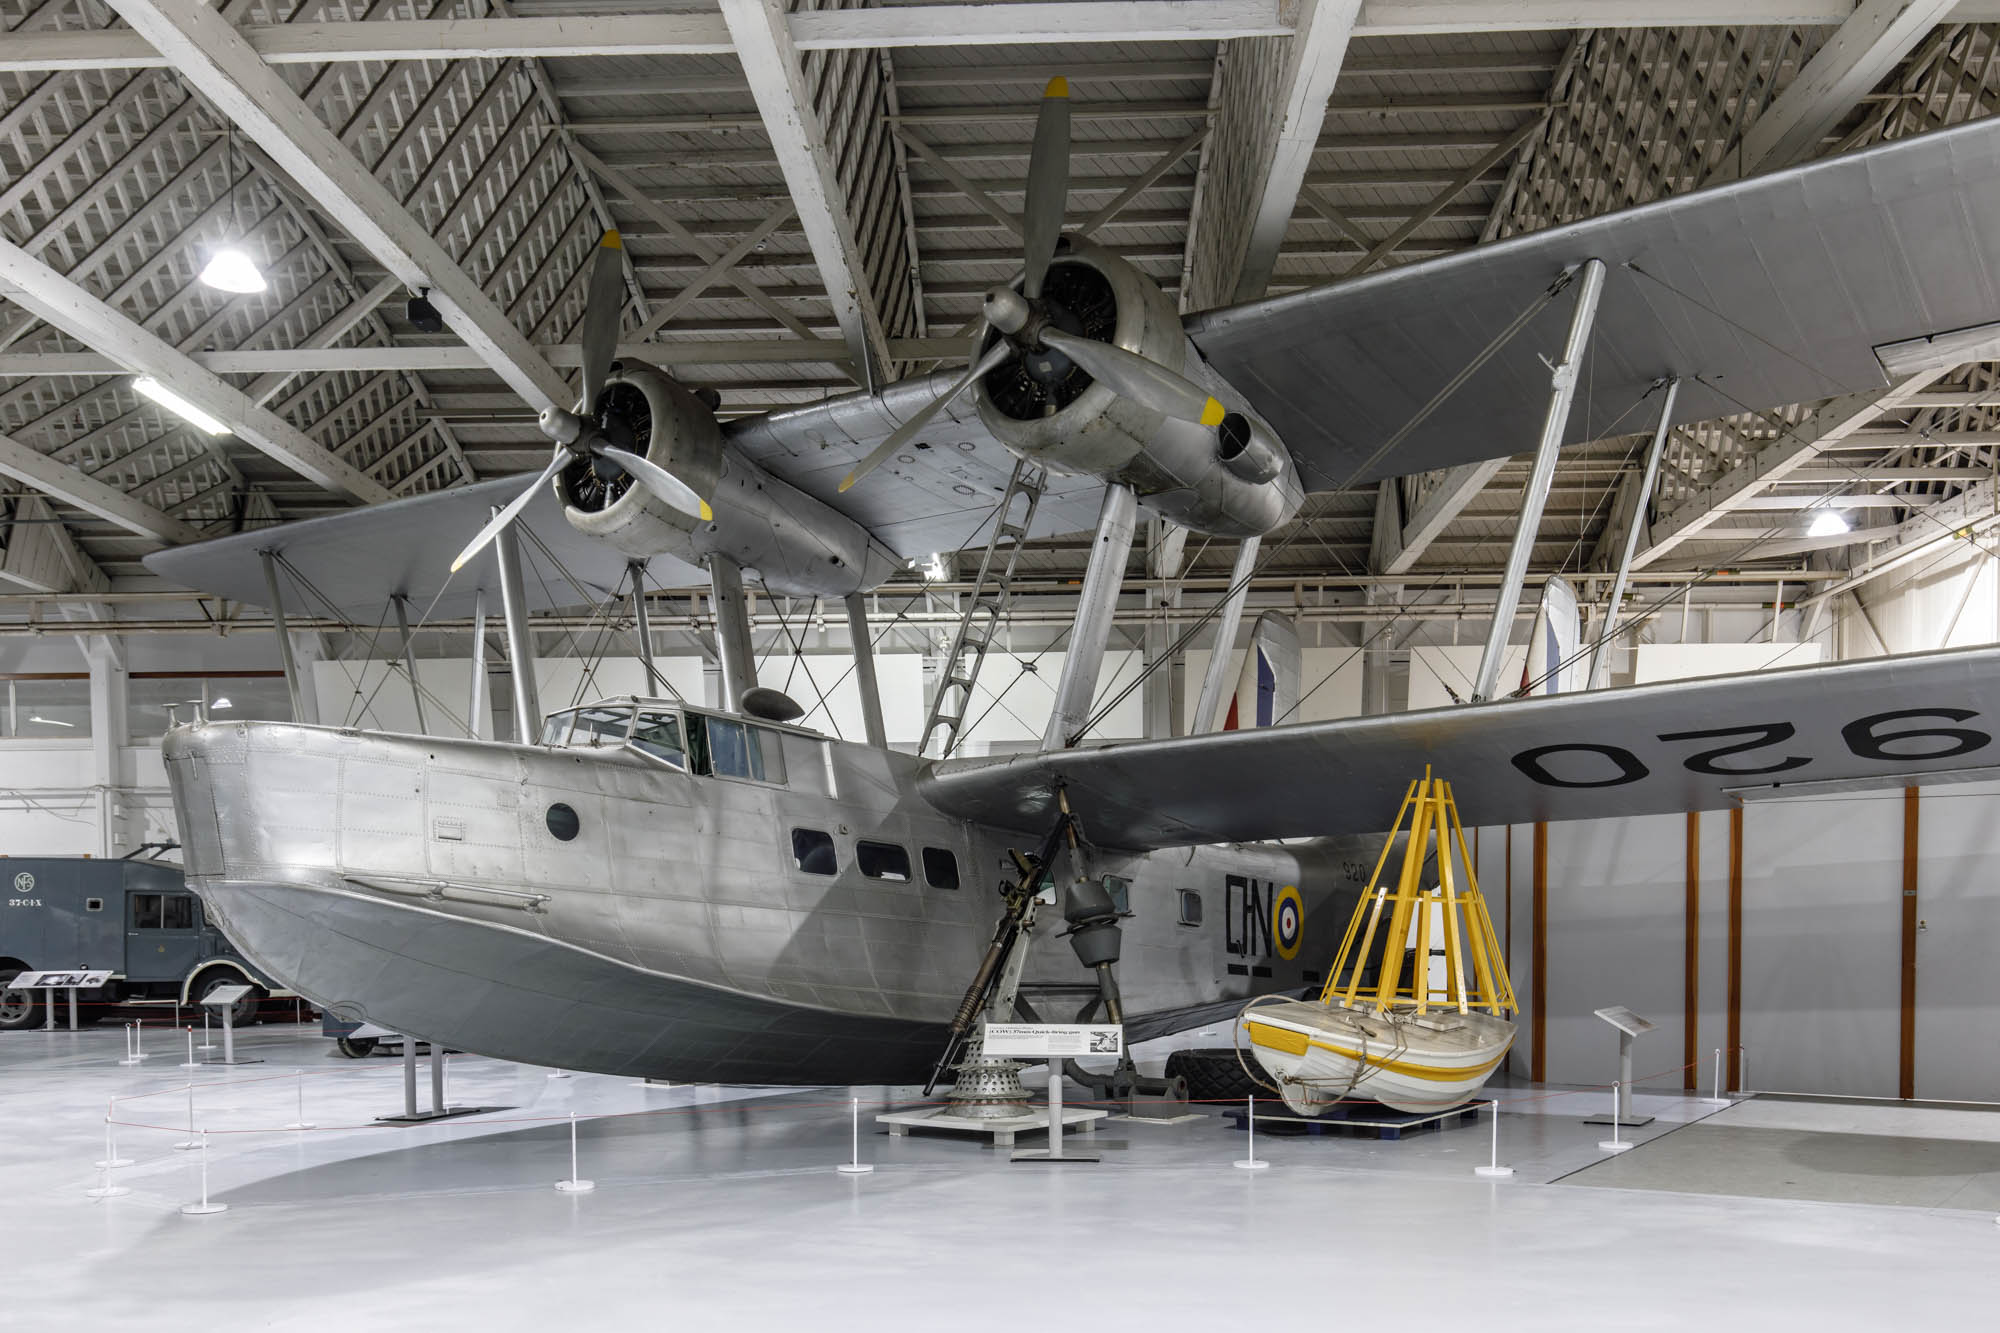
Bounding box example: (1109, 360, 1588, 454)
(1192, 535, 1261, 734)
(708, 554, 757, 711)
(260, 549, 305, 722)
(85, 637, 125, 859)
(1042, 482, 1138, 750)
(493, 515, 540, 745)
(1472, 259, 1605, 702)
(390, 594, 427, 735)
(1142, 520, 1188, 739)
(467, 590, 490, 741)
(1587, 378, 1679, 689)
(844, 592, 887, 749)
(629, 561, 666, 697)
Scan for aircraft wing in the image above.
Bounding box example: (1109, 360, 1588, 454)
(916, 646, 2000, 847)
(143, 474, 700, 620)
(1184, 116, 2000, 491)
(724, 372, 1108, 560)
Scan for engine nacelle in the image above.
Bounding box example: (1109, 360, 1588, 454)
(560, 363, 899, 597)
(971, 236, 1304, 539)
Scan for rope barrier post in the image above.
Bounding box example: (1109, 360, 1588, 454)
(1597, 1082, 1634, 1153)
(198, 1010, 216, 1053)
(1234, 1094, 1269, 1170)
(180, 1028, 200, 1070)
(118, 1018, 149, 1066)
(286, 1069, 316, 1131)
(836, 1096, 874, 1175)
(555, 1111, 594, 1193)
(179, 1130, 227, 1216)
(1473, 1101, 1514, 1178)
(118, 1022, 134, 1066)
(95, 1112, 131, 1169)
(1704, 1047, 1729, 1105)
(174, 1082, 200, 1151)
(86, 1118, 131, 1198)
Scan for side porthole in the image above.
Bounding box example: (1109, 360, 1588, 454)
(546, 803, 580, 841)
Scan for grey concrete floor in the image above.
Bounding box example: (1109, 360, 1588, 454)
(7, 1023, 1996, 1330)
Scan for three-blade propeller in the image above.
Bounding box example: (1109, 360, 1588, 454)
(450, 231, 712, 574)
(839, 76, 1229, 494)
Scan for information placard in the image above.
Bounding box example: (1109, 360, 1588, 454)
(12, 969, 113, 989)
(982, 1022, 1123, 1058)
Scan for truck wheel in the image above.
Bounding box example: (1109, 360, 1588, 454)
(198, 971, 265, 1028)
(1163, 1048, 1266, 1104)
(335, 1036, 378, 1058)
(0, 969, 43, 1031)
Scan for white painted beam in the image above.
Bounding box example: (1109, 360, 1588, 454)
(0, 238, 392, 506)
(1230, 0, 1361, 302)
(0, 428, 199, 544)
(105, 0, 573, 416)
(7, 5, 1979, 72)
(0, 338, 971, 376)
(1705, 0, 1960, 183)
(1633, 372, 1948, 569)
(1382, 458, 1508, 574)
(719, 0, 892, 389)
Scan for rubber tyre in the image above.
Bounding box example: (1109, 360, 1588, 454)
(1164, 1048, 1265, 1105)
(335, 1036, 378, 1059)
(198, 970, 265, 1028)
(0, 968, 42, 1031)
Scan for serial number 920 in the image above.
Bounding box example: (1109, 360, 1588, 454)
(1510, 709, 1988, 788)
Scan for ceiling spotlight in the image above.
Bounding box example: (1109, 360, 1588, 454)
(28, 715, 75, 729)
(1807, 510, 1851, 538)
(198, 245, 267, 294)
(407, 289, 446, 334)
(132, 376, 229, 435)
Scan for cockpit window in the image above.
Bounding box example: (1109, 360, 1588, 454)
(629, 710, 685, 768)
(702, 717, 787, 784)
(540, 706, 632, 748)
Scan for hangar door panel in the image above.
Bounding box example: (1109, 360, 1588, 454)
(1741, 796, 1902, 1098)
(1914, 780, 2000, 1102)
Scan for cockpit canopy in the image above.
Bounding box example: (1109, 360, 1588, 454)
(537, 699, 791, 783)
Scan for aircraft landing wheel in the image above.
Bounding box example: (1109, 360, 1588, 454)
(1164, 1048, 1265, 1105)
(335, 1036, 378, 1059)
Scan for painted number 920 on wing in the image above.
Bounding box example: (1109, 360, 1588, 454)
(1508, 709, 1990, 788)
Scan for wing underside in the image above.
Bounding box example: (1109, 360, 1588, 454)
(917, 646, 2000, 847)
(1185, 117, 2000, 492)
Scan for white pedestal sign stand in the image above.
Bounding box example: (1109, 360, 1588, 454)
(198, 984, 263, 1066)
(983, 1022, 1122, 1164)
(1582, 1005, 1656, 1128)
(13, 969, 112, 1031)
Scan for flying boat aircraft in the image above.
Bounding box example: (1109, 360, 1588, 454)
(146, 85, 2000, 1091)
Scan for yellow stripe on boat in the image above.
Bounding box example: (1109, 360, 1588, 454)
(1246, 1021, 1310, 1057)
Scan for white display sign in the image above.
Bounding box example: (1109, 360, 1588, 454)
(199, 984, 254, 1007)
(12, 969, 112, 988)
(982, 1022, 1124, 1058)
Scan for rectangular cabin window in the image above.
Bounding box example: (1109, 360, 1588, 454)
(1102, 875, 1131, 915)
(1178, 889, 1203, 928)
(753, 727, 788, 784)
(704, 718, 787, 784)
(922, 847, 960, 890)
(130, 893, 162, 929)
(85, 897, 103, 912)
(567, 707, 632, 747)
(791, 828, 837, 875)
(539, 713, 573, 746)
(630, 710, 685, 768)
(163, 895, 196, 930)
(856, 841, 912, 882)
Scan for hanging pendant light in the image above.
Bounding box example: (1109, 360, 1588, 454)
(199, 126, 266, 295)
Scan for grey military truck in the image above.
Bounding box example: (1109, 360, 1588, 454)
(0, 847, 282, 1030)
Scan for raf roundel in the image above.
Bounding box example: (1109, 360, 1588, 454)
(1272, 885, 1304, 961)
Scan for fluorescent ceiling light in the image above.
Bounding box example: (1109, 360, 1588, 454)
(28, 715, 75, 728)
(131, 376, 229, 436)
(210, 697, 233, 710)
(198, 246, 267, 295)
(1807, 510, 1852, 538)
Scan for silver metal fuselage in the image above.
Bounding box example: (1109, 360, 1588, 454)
(162, 714, 1362, 1085)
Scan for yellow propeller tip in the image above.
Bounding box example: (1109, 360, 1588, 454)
(449, 558, 467, 574)
(1200, 397, 1226, 427)
(698, 501, 713, 522)
(600, 230, 622, 249)
(1044, 76, 1069, 98)
(837, 474, 858, 493)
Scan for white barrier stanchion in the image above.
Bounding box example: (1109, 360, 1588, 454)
(118, 1021, 145, 1066)
(87, 1118, 132, 1197)
(198, 1010, 216, 1053)
(180, 1028, 201, 1070)
(133, 1019, 147, 1061)
(555, 1112, 594, 1193)
(836, 1096, 874, 1175)
(548, 1067, 570, 1080)
(285, 1069, 315, 1130)
(94, 1113, 132, 1169)
(1234, 1094, 1269, 1170)
(1703, 1048, 1730, 1105)
(174, 1082, 200, 1150)
(179, 1130, 226, 1216)
(1474, 1101, 1515, 1178)
(1597, 1082, 1634, 1153)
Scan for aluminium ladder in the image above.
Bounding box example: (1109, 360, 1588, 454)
(918, 458, 1048, 759)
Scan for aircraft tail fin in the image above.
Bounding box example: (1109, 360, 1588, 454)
(1222, 611, 1301, 729)
(1521, 575, 1581, 697)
